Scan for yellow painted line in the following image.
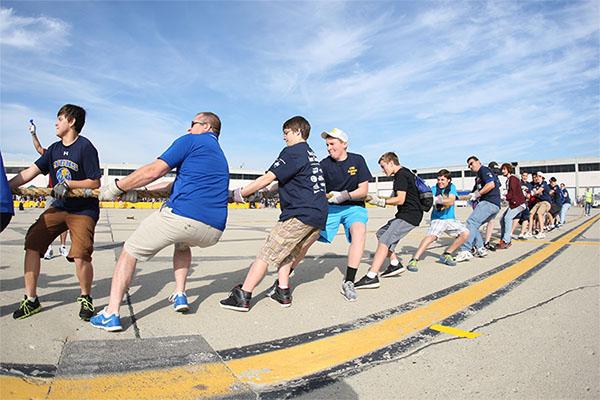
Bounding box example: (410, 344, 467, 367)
(0, 375, 50, 400)
(429, 324, 481, 339)
(516, 240, 600, 246)
(6, 214, 599, 399)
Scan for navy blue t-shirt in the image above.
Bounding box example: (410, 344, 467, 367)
(320, 152, 372, 207)
(549, 184, 563, 205)
(475, 166, 501, 207)
(269, 142, 328, 229)
(561, 188, 571, 204)
(35, 136, 102, 221)
(533, 181, 552, 203)
(159, 132, 229, 231)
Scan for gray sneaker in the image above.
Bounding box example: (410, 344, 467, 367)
(340, 281, 357, 302)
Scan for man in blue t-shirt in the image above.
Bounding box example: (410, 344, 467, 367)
(9, 104, 102, 321)
(0, 152, 14, 233)
(559, 183, 571, 226)
(526, 171, 552, 239)
(221, 116, 328, 312)
(91, 112, 229, 332)
(406, 169, 469, 270)
(456, 156, 501, 262)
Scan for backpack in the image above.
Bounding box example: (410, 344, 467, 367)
(409, 170, 433, 212)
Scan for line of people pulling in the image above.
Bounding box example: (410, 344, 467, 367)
(3, 106, 573, 332)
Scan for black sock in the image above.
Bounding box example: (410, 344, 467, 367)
(345, 267, 357, 282)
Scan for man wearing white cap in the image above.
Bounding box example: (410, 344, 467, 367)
(265, 128, 372, 302)
(526, 171, 552, 239)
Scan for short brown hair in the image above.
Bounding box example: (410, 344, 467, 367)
(57, 104, 86, 133)
(197, 112, 221, 135)
(283, 116, 311, 139)
(437, 169, 452, 181)
(501, 163, 513, 174)
(378, 152, 399, 165)
(466, 155, 479, 164)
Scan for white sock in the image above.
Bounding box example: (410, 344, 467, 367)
(27, 295, 37, 302)
(366, 271, 377, 279)
(390, 259, 399, 266)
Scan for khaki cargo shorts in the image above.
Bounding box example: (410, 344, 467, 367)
(124, 206, 223, 261)
(531, 201, 551, 217)
(257, 218, 320, 268)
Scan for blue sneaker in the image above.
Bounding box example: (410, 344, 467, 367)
(90, 308, 122, 332)
(169, 292, 189, 312)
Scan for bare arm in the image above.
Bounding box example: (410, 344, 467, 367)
(9, 165, 42, 189)
(30, 133, 45, 156)
(241, 172, 277, 197)
(478, 181, 495, 195)
(385, 190, 406, 206)
(115, 159, 172, 192)
(441, 193, 456, 207)
(146, 180, 173, 192)
(66, 178, 101, 190)
(349, 181, 369, 200)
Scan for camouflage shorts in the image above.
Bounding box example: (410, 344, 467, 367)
(257, 218, 320, 267)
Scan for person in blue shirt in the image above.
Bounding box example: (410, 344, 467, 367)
(559, 183, 571, 225)
(221, 116, 328, 312)
(547, 177, 563, 229)
(526, 172, 552, 239)
(405, 169, 469, 270)
(0, 152, 14, 233)
(91, 112, 229, 332)
(456, 156, 501, 262)
(483, 161, 501, 251)
(8, 104, 101, 321)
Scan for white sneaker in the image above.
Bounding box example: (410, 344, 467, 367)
(59, 245, 69, 257)
(43, 246, 53, 260)
(535, 232, 546, 239)
(511, 234, 519, 240)
(475, 247, 488, 257)
(455, 251, 473, 262)
(523, 232, 533, 239)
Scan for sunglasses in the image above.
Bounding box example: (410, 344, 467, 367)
(191, 120, 208, 128)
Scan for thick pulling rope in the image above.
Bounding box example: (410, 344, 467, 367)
(11, 187, 170, 199)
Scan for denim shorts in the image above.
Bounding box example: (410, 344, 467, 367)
(318, 205, 368, 243)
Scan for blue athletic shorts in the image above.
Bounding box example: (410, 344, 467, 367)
(318, 205, 368, 243)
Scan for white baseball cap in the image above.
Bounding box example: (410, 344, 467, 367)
(321, 128, 349, 143)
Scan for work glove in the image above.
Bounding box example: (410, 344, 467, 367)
(368, 195, 386, 208)
(434, 194, 444, 205)
(98, 179, 124, 201)
(468, 191, 481, 201)
(228, 187, 246, 203)
(328, 190, 351, 204)
(52, 181, 69, 200)
(29, 120, 36, 135)
(82, 188, 94, 198)
(121, 191, 138, 203)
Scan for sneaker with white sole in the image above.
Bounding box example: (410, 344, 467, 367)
(475, 247, 488, 257)
(440, 253, 457, 266)
(59, 245, 69, 257)
(340, 281, 357, 302)
(523, 232, 533, 239)
(90, 308, 123, 332)
(535, 232, 546, 239)
(380, 263, 406, 278)
(354, 274, 380, 289)
(455, 251, 473, 262)
(406, 259, 419, 272)
(43, 246, 53, 260)
(220, 284, 252, 312)
(168, 292, 190, 312)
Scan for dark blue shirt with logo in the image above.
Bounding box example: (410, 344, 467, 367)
(34, 136, 102, 221)
(320, 152, 372, 207)
(561, 188, 571, 204)
(533, 181, 552, 203)
(475, 166, 501, 207)
(269, 142, 328, 229)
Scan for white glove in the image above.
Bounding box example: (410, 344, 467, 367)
(368, 195, 386, 208)
(328, 190, 351, 204)
(29, 120, 36, 135)
(99, 179, 124, 201)
(468, 191, 481, 201)
(121, 191, 138, 202)
(82, 188, 94, 198)
(229, 187, 245, 203)
(434, 194, 444, 205)
(52, 181, 69, 200)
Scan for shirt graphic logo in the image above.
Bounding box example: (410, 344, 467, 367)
(63, 151, 69, 156)
(347, 166, 357, 176)
(56, 168, 72, 183)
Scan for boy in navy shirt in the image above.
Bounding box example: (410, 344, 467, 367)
(526, 172, 552, 239)
(221, 116, 328, 311)
(9, 104, 101, 321)
(559, 183, 571, 225)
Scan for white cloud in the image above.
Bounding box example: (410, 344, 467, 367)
(0, 7, 69, 50)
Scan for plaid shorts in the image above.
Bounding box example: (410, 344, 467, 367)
(257, 218, 320, 268)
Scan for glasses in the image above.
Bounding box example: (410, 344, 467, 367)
(467, 162, 474, 167)
(191, 120, 208, 128)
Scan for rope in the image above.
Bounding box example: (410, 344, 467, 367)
(11, 187, 170, 199)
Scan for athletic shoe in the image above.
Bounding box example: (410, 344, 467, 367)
(77, 295, 95, 321)
(497, 240, 512, 250)
(270, 286, 292, 307)
(440, 253, 457, 266)
(523, 232, 533, 239)
(43, 246, 53, 260)
(406, 259, 419, 272)
(354, 275, 380, 289)
(475, 247, 488, 257)
(90, 308, 123, 332)
(380, 262, 406, 278)
(265, 279, 278, 298)
(511, 234, 519, 240)
(168, 292, 189, 312)
(220, 284, 251, 312)
(535, 232, 546, 239)
(484, 242, 496, 252)
(12, 295, 42, 320)
(340, 281, 357, 302)
(455, 251, 473, 262)
(59, 245, 69, 257)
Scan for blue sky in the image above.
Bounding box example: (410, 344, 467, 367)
(1, 1, 598, 173)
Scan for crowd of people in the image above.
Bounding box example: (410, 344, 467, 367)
(0, 105, 594, 333)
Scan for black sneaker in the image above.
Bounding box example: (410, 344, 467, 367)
(220, 284, 251, 312)
(270, 286, 292, 308)
(380, 263, 406, 278)
(13, 295, 42, 320)
(265, 279, 278, 298)
(484, 242, 496, 252)
(77, 295, 95, 321)
(354, 275, 380, 289)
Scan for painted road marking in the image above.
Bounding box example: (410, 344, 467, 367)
(429, 324, 481, 339)
(3, 214, 599, 399)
